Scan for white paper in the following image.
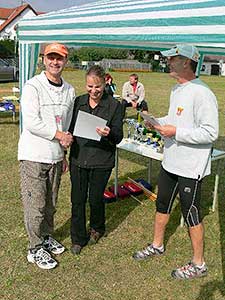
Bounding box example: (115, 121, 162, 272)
(140, 112, 161, 127)
(73, 110, 107, 141)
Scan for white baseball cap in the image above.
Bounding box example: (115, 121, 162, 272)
(161, 44, 200, 62)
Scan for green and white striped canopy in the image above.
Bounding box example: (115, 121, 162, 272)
(18, 0, 225, 85)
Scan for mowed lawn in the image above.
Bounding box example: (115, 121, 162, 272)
(0, 70, 225, 300)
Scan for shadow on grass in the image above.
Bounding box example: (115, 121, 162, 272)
(197, 136, 225, 300)
(54, 218, 71, 242)
(54, 170, 152, 242)
(196, 281, 225, 300)
(164, 201, 181, 246)
(0, 113, 19, 125)
(55, 136, 225, 259)
(106, 169, 182, 242)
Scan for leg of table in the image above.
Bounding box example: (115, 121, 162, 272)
(114, 148, 119, 196)
(212, 161, 220, 212)
(12, 110, 15, 122)
(147, 158, 152, 183)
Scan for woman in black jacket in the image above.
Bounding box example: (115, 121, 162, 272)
(69, 65, 123, 255)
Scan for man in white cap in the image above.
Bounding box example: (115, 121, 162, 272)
(133, 44, 219, 279)
(18, 43, 75, 269)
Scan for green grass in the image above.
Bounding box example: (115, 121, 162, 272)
(0, 71, 225, 300)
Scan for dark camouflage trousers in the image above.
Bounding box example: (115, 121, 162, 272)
(20, 160, 63, 249)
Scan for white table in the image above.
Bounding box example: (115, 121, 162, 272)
(115, 138, 225, 213)
(211, 149, 225, 211)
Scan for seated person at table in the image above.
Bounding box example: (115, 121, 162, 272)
(121, 73, 148, 118)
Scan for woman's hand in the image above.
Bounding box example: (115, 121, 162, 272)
(96, 126, 110, 137)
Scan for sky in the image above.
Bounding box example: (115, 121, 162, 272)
(0, 0, 97, 12)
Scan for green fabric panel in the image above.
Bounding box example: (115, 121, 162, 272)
(17, 33, 225, 43)
(18, 15, 225, 32)
(19, 0, 225, 21)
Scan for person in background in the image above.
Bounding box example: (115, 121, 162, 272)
(121, 73, 148, 118)
(18, 43, 75, 270)
(69, 65, 123, 255)
(132, 44, 219, 280)
(104, 73, 116, 97)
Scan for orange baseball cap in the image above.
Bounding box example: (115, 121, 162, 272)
(44, 43, 68, 57)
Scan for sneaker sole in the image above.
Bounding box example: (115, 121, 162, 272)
(132, 252, 164, 261)
(171, 270, 208, 280)
(27, 254, 35, 264)
(36, 262, 57, 270)
(48, 247, 65, 255)
(27, 255, 58, 270)
(27, 258, 57, 270)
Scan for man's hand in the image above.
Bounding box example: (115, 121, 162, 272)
(55, 131, 73, 148)
(154, 124, 176, 138)
(96, 126, 110, 137)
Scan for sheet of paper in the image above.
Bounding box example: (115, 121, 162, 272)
(73, 110, 107, 141)
(140, 112, 161, 127)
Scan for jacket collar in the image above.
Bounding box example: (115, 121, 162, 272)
(40, 71, 65, 91)
(79, 92, 109, 107)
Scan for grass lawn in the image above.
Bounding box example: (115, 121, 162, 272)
(0, 71, 224, 300)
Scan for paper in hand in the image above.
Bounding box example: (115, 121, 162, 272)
(140, 112, 161, 127)
(73, 110, 107, 141)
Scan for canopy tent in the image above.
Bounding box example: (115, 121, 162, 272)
(18, 0, 225, 87)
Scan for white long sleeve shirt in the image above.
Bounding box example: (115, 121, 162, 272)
(157, 78, 218, 179)
(18, 71, 75, 163)
(122, 81, 145, 104)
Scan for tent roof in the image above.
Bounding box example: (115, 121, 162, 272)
(17, 0, 225, 55)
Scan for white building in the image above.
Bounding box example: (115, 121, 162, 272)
(200, 55, 225, 76)
(0, 4, 40, 40)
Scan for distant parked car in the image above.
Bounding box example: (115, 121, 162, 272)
(0, 59, 19, 82)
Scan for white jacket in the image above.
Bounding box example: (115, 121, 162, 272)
(122, 81, 145, 104)
(157, 78, 218, 179)
(18, 71, 75, 163)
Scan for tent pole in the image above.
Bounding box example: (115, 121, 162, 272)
(197, 53, 204, 77)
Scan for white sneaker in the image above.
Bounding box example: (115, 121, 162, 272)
(27, 247, 57, 270)
(43, 236, 65, 255)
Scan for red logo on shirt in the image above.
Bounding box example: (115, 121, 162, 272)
(55, 115, 62, 124)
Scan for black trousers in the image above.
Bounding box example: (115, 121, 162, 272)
(156, 166, 202, 227)
(70, 164, 112, 246)
(121, 99, 149, 119)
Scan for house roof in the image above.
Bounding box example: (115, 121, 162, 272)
(0, 4, 38, 33)
(204, 55, 225, 62)
(0, 7, 14, 20)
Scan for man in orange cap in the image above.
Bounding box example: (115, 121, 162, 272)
(18, 43, 75, 270)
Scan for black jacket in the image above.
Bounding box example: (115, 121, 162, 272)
(69, 92, 123, 169)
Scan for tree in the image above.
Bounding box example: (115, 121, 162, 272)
(0, 40, 15, 58)
(69, 47, 129, 62)
(129, 50, 159, 63)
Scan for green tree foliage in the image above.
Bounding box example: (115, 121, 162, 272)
(68, 47, 163, 72)
(129, 50, 160, 63)
(69, 47, 129, 62)
(0, 40, 15, 58)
